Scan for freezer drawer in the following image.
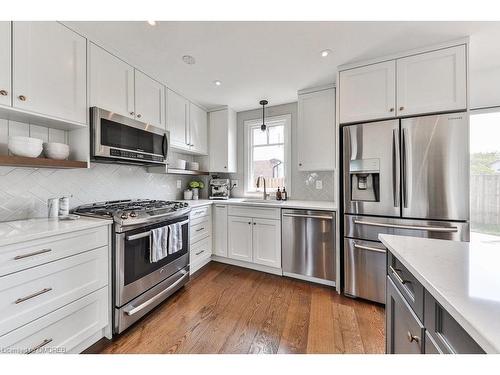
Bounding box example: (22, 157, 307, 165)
(344, 238, 386, 304)
(282, 209, 335, 283)
(344, 214, 469, 242)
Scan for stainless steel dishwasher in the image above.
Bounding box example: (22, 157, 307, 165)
(282, 209, 336, 286)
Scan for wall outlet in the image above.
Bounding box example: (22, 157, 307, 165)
(316, 180, 323, 190)
(176, 180, 182, 189)
(231, 179, 239, 188)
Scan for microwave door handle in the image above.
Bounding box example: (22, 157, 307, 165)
(162, 133, 168, 159)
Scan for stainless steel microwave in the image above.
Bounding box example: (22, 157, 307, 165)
(90, 107, 169, 166)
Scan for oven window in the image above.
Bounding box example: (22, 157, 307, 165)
(123, 222, 188, 286)
(101, 118, 164, 155)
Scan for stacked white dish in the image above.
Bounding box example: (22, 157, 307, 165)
(173, 159, 187, 169)
(8, 136, 43, 158)
(187, 161, 199, 170)
(44, 142, 70, 160)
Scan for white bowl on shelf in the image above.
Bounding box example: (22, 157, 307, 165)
(8, 136, 43, 158)
(43, 142, 70, 160)
(187, 161, 199, 170)
(173, 159, 187, 169)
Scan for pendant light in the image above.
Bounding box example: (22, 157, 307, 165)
(259, 100, 268, 131)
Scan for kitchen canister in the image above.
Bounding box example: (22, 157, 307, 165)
(59, 196, 70, 216)
(183, 189, 193, 200)
(47, 198, 59, 218)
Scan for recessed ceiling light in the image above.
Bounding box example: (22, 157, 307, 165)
(214, 80, 222, 86)
(321, 49, 332, 57)
(147, 20, 156, 26)
(182, 55, 196, 65)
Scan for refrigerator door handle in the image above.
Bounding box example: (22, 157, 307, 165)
(392, 128, 400, 207)
(402, 127, 408, 208)
(353, 219, 459, 232)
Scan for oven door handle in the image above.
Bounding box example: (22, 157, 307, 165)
(124, 269, 189, 316)
(125, 219, 189, 241)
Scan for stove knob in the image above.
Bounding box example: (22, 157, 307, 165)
(174, 204, 180, 209)
(120, 213, 128, 220)
(130, 211, 137, 218)
(183, 203, 188, 207)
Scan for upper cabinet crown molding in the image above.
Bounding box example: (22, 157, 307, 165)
(339, 42, 468, 124)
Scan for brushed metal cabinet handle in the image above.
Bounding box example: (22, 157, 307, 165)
(14, 248, 52, 260)
(25, 338, 53, 354)
(15, 288, 53, 304)
(353, 243, 386, 254)
(407, 331, 420, 343)
(353, 219, 458, 233)
(18, 95, 27, 101)
(195, 227, 205, 232)
(399, 106, 405, 111)
(389, 107, 394, 112)
(0, 89, 7, 96)
(195, 249, 205, 256)
(137, 113, 142, 118)
(389, 265, 409, 285)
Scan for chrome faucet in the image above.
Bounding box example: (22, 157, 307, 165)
(256, 176, 269, 200)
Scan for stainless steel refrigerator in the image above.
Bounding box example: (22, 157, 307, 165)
(342, 112, 469, 304)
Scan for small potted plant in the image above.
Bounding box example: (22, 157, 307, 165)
(188, 180, 205, 200)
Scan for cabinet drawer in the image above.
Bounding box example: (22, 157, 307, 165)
(0, 246, 108, 337)
(190, 236, 212, 265)
(0, 287, 108, 354)
(190, 217, 211, 243)
(386, 277, 424, 354)
(0, 226, 109, 277)
(190, 205, 211, 221)
(424, 291, 484, 354)
(387, 252, 424, 321)
(228, 205, 280, 220)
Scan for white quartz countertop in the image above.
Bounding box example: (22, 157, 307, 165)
(178, 198, 337, 211)
(379, 233, 500, 354)
(0, 216, 112, 247)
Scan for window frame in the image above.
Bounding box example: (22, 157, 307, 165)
(243, 114, 292, 197)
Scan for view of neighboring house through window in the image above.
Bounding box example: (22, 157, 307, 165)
(470, 109, 500, 241)
(245, 115, 291, 195)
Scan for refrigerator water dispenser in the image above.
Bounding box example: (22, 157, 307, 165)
(349, 158, 380, 202)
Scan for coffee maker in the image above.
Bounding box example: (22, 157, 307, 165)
(209, 178, 230, 200)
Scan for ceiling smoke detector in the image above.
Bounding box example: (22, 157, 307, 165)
(182, 55, 196, 65)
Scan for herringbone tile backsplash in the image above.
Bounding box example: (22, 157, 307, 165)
(0, 163, 199, 222)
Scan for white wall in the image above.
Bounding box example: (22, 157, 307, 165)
(225, 102, 335, 201)
(470, 66, 500, 109)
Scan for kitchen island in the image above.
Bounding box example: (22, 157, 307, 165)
(380, 233, 500, 354)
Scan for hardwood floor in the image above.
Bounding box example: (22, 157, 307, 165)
(88, 262, 385, 354)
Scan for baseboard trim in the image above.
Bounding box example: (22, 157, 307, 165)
(211, 256, 283, 276)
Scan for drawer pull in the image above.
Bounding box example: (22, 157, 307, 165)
(195, 227, 205, 232)
(15, 287, 53, 304)
(407, 331, 420, 343)
(389, 266, 410, 285)
(353, 243, 386, 254)
(25, 338, 53, 354)
(353, 219, 458, 233)
(14, 248, 52, 260)
(195, 250, 205, 256)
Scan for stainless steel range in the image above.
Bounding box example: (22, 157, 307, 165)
(74, 199, 191, 334)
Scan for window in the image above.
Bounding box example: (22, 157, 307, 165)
(470, 109, 500, 241)
(244, 114, 291, 195)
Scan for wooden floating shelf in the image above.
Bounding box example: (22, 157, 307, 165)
(0, 155, 88, 169)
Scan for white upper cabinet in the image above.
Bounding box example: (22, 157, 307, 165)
(252, 218, 281, 269)
(396, 45, 467, 117)
(297, 87, 336, 171)
(167, 88, 189, 150)
(0, 22, 11, 107)
(189, 102, 208, 154)
(134, 69, 165, 128)
(89, 42, 135, 119)
(339, 60, 396, 124)
(208, 108, 237, 173)
(12, 22, 87, 124)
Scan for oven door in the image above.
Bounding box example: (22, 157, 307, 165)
(91, 107, 168, 165)
(115, 216, 190, 307)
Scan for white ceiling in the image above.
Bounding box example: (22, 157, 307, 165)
(65, 21, 500, 111)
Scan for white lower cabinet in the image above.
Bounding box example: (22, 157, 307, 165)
(252, 218, 281, 268)
(213, 204, 228, 257)
(228, 216, 253, 262)
(189, 205, 212, 274)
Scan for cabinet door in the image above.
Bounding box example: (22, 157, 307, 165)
(189, 102, 208, 154)
(89, 42, 134, 119)
(396, 45, 467, 117)
(167, 89, 189, 150)
(0, 22, 11, 107)
(386, 277, 424, 354)
(228, 216, 253, 262)
(134, 70, 165, 128)
(339, 60, 396, 124)
(208, 109, 228, 172)
(13, 22, 87, 124)
(252, 218, 281, 268)
(297, 88, 335, 171)
(213, 205, 228, 257)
